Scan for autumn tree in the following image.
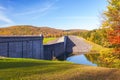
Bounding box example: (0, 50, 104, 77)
(102, 0, 120, 53)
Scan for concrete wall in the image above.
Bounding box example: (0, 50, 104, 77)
(66, 36, 75, 53)
(43, 36, 67, 60)
(0, 36, 68, 60)
(0, 36, 43, 59)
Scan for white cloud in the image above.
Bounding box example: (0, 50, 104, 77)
(0, 23, 14, 27)
(14, 2, 54, 16)
(0, 14, 13, 23)
(0, 6, 6, 10)
(0, 6, 14, 27)
(15, 6, 51, 16)
(56, 16, 97, 20)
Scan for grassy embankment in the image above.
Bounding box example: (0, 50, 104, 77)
(43, 38, 56, 44)
(82, 37, 111, 53)
(0, 58, 120, 80)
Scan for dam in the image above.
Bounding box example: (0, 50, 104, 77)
(0, 35, 92, 60)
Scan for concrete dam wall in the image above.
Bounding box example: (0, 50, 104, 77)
(44, 36, 67, 60)
(0, 35, 91, 60)
(0, 36, 44, 59)
(0, 36, 67, 60)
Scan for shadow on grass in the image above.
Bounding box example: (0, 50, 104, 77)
(0, 62, 41, 69)
(0, 59, 72, 70)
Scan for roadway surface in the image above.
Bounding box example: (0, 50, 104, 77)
(66, 36, 92, 54)
(47, 36, 92, 54)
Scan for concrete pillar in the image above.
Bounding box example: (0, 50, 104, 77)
(40, 34, 44, 59)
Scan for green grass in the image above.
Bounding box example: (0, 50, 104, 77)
(82, 38, 110, 53)
(43, 38, 56, 44)
(0, 58, 120, 80)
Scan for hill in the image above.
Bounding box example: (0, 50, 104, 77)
(0, 25, 64, 37)
(0, 25, 88, 37)
(65, 29, 88, 32)
(65, 29, 88, 36)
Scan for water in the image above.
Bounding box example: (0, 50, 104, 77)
(66, 53, 120, 68)
(66, 54, 97, 66)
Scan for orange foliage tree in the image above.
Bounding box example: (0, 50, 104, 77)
(108, 26, 120, 53)
(102, 0, 120, 53)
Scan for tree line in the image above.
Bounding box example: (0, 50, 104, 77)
(79, 0, 120, 54)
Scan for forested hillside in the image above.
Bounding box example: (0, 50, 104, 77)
(0, 25, 87, 38)
(0, 25, 64, 37)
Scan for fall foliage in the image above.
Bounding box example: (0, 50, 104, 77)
(0, 25, 87, 38)
(103, 0, 120, 53)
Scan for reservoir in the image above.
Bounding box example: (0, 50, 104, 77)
(66, 53, 120, 68)
(66, 54, 97, 66)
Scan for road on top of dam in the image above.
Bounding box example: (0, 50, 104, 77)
(47, 36, 92, 54)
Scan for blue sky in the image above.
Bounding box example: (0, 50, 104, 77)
(0, 0, 108, 30)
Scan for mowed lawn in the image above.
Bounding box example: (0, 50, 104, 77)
(0, 58, 120, 80)
(43, 38, 56, 44)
